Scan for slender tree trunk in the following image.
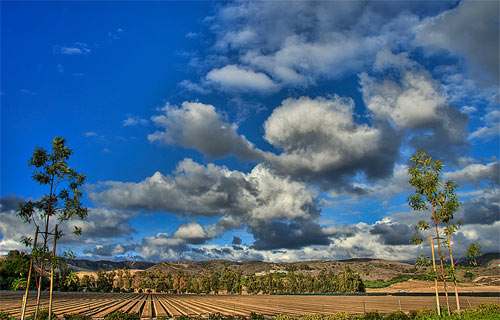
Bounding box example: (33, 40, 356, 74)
(34, 217, 50, 320)
(432, 204, 451, 315)
(48, 225, 58, 320)
(430, 236, 441, 316)
(446, 234, 461, 312)
(35, 181, 54, 320)
(21, 226, 39, 320)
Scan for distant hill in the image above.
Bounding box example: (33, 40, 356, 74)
(67, 259, 155, 272)
(456, 252, 500, 267)
(62, 253, 499, 281)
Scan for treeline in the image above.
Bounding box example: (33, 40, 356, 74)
(72, 266, 365, 294)
(0, 250, 364, 294)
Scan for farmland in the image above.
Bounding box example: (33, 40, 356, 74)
(1, 292, 499, 319)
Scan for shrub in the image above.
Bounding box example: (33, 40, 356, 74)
(248, 312, 265, 320)
(0, 312, 14, 320)
(383, 311, 409, 320)
(63, 313, 92, 320)
(275, 314, 296, 320)
(407, 310, 418, 320)
(362, 311, 383, 320)
(325, 312, 351, 320)
(104, 311, 140, 320)
(302, 314, 324, 320)
(27, 309, 58, 320)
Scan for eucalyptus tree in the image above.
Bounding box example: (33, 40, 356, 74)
(17, 137, 88, 320)
(408, 150, 460, 316)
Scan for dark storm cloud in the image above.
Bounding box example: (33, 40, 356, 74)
(249, 220, 330, 250)
(370, 222, 414, 246)
(416, 0, 500, 84)
(0, 194, 24, 211)
(456, 189, 500, 225)
(232, 236, 242, 245)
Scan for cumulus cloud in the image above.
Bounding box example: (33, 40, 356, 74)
(148, 102, 268, 161)
(250, 220, 332, 250)
(263, 95, 401, 187)
(204, 1, 444, 91)
(90, 158, 327, 250)
(0, 201, 136, 256)
(53, 42, 91, 55)
(90, 158, 321, 226)
(172, 222, 219, 245)
(455, 188, 500, 225)
(329, 164, 411, 200)
(444, 161, 500, 186)
(415, 0, 499, 85)
(360, 50, 469, 161)
(206, 65, 278, 92)
(370, 220, 413, 246)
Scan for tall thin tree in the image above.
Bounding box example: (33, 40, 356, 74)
(17, 137, 88, 319)
(408, 150, 460, 316)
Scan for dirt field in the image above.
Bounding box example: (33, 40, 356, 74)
(1, 291, 499, 318)
(366, 280, 500, 294)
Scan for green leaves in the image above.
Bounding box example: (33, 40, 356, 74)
(17, 136, 88, 229)
(407, 150, 461, 231)
(466, 242, 482, 266)
(415, 254, 431, 267)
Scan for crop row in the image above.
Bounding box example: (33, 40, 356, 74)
(1, 292, 497, 319)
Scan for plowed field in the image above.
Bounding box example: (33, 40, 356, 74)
(1, 292, 498, 319)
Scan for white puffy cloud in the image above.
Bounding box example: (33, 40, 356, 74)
(206, 65, 278, 92)
(148, 102, 267, 161)
(90, 158, 326, 250)
(172, 222, 219, 245)
(263, 95, 401, 186)
(360, 50, 468, 160)
(444, 161, 500, 186)
(205, 1, 436, 91)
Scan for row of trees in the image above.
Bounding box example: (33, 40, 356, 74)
(1, 258, 365, 294)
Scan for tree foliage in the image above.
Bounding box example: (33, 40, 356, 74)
(16, 137, 88, 320)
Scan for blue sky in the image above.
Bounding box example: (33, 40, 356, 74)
(1, 0, 499, 262)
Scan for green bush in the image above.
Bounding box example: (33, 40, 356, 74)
(362, 311, 383, 320)
(275, 314, 296, 320)
(104, 311, 140, 320)
(248, 312, 265, 320)
(383, 311, 409, 320)
(27, 309, 58, 320)
(0, 311, 14, 320)
(302, 314, 324, 320)
(63, 313, 91, 320)
(325, 312, 352, 320)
